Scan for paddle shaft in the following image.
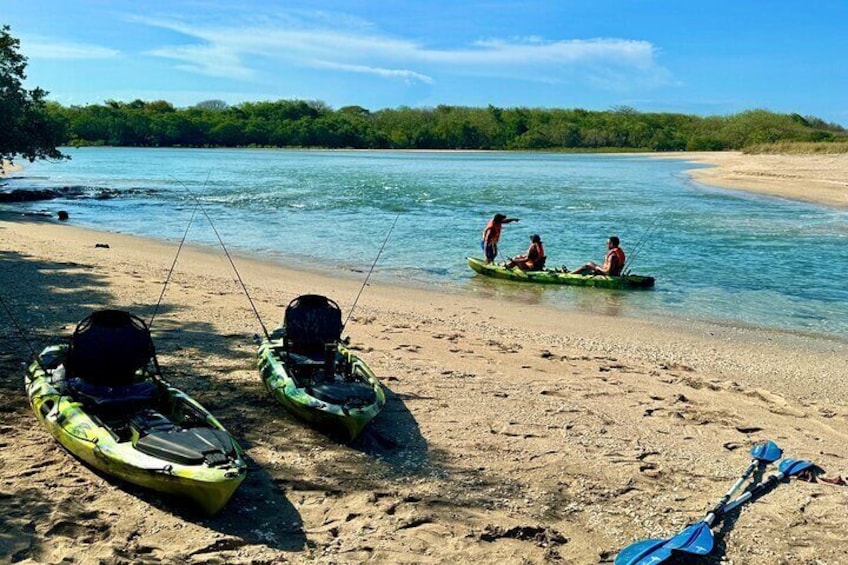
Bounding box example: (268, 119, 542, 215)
(723, 470, 787, 514)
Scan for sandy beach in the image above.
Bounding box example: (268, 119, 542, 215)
(1, 152, 847, 564)
(656, 151, 848, 209)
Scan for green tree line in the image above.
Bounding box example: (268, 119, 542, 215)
(45, 99, 848, 152)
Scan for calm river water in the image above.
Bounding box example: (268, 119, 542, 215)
(5, 147, 847, 339)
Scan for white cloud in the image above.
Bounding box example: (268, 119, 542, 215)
(308, 60, 434, 84)
(20, 36, 120, 60)
(131, 11, 671, 90)
(147, 44, 254, 80)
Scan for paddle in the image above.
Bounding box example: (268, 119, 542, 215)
(715, 441, 783, 511)
(722, 458, 814, 514)
(614, 442, 790, 565)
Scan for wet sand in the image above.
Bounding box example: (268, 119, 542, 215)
(2, 152, 848, 564)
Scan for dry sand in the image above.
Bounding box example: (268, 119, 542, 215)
(1, 152, 848, 564)
(654, 151, 848, 208)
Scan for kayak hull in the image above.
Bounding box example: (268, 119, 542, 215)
(467, 257, 655, 289)
(26, 345, 246, 515)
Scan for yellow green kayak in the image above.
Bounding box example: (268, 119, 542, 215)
(467, 256, 655, 289)
(25, 310, 246, 515)
(257, 295, 385, 442)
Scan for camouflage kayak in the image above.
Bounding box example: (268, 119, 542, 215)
(257, 295, 385, 442)
(25, 311, 246, 515)
(467, 256, 655, 289)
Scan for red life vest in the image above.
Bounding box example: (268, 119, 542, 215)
(529, 242, 545, 261)
(526, 241, 546, 270)
(605, 247, 626, 276)
(482, 219, 503, 243)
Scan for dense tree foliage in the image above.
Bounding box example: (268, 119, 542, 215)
(45, 99, 847, 152)
(0, 25, 67, 164)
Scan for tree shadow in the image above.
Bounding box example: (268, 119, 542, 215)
(0, 245, 307, 557)
(0, 488, 73, 563)
(0, 249, 113, 340)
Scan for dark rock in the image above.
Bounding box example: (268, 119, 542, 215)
(0, 189, 60, 203)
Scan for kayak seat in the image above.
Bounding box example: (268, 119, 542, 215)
(281, 295, 343, 361)
(69, 379, 159, 412)
(530, 256, 547, 271)
(65, 310, 157, 387)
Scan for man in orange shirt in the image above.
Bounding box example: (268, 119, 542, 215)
(481, 213, 520, 263)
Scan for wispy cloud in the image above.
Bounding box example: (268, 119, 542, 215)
(131, 10, 671, 90)
(308, 60, 434, 84)
(147, 44, 254, 80)
(20, 35, 120, 60)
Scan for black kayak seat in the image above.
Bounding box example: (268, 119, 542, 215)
(65, 310, 157, 387)
(531, 256, 547, 271)
(70, 379, 159, 412)
(282, 295, 343, 360)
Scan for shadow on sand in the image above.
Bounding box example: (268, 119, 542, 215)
(355, 385, 430, 475)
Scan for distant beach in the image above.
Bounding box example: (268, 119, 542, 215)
(657, 151, 848, 208)
(1, 160, 24, 175)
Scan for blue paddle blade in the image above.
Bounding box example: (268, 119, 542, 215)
(779, 458, 813, 475)
(615, 522, 714, 565)
(750, 441, 782, 463)
(614, 538, 669, 565)
(664, 522, 714, 555)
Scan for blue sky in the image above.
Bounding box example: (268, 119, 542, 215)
(3, 0, 847, 125)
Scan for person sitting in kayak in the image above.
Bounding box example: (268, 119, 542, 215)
(481, 213, 520, 264)
(572, 236, 626, 276)
(505, 234, 546, 271)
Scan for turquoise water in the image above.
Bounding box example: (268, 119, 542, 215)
(5, 147, 847, 339)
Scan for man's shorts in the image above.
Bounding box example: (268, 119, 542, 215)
(482, 240, 497, 262)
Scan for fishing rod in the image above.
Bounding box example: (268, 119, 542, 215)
(169, 176, 271, 341)
(343, 211, 402, 330)
(150, 171, 214, 328)
(623, 207, 670, 275)
(0, 292, 48, 373)
(149, 202, 200, 328)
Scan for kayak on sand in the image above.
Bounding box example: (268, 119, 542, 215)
(257, 294, 386, 442)
(25, 310, 247, 515)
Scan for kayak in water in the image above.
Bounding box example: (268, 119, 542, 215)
(467, 257, 655, 289)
